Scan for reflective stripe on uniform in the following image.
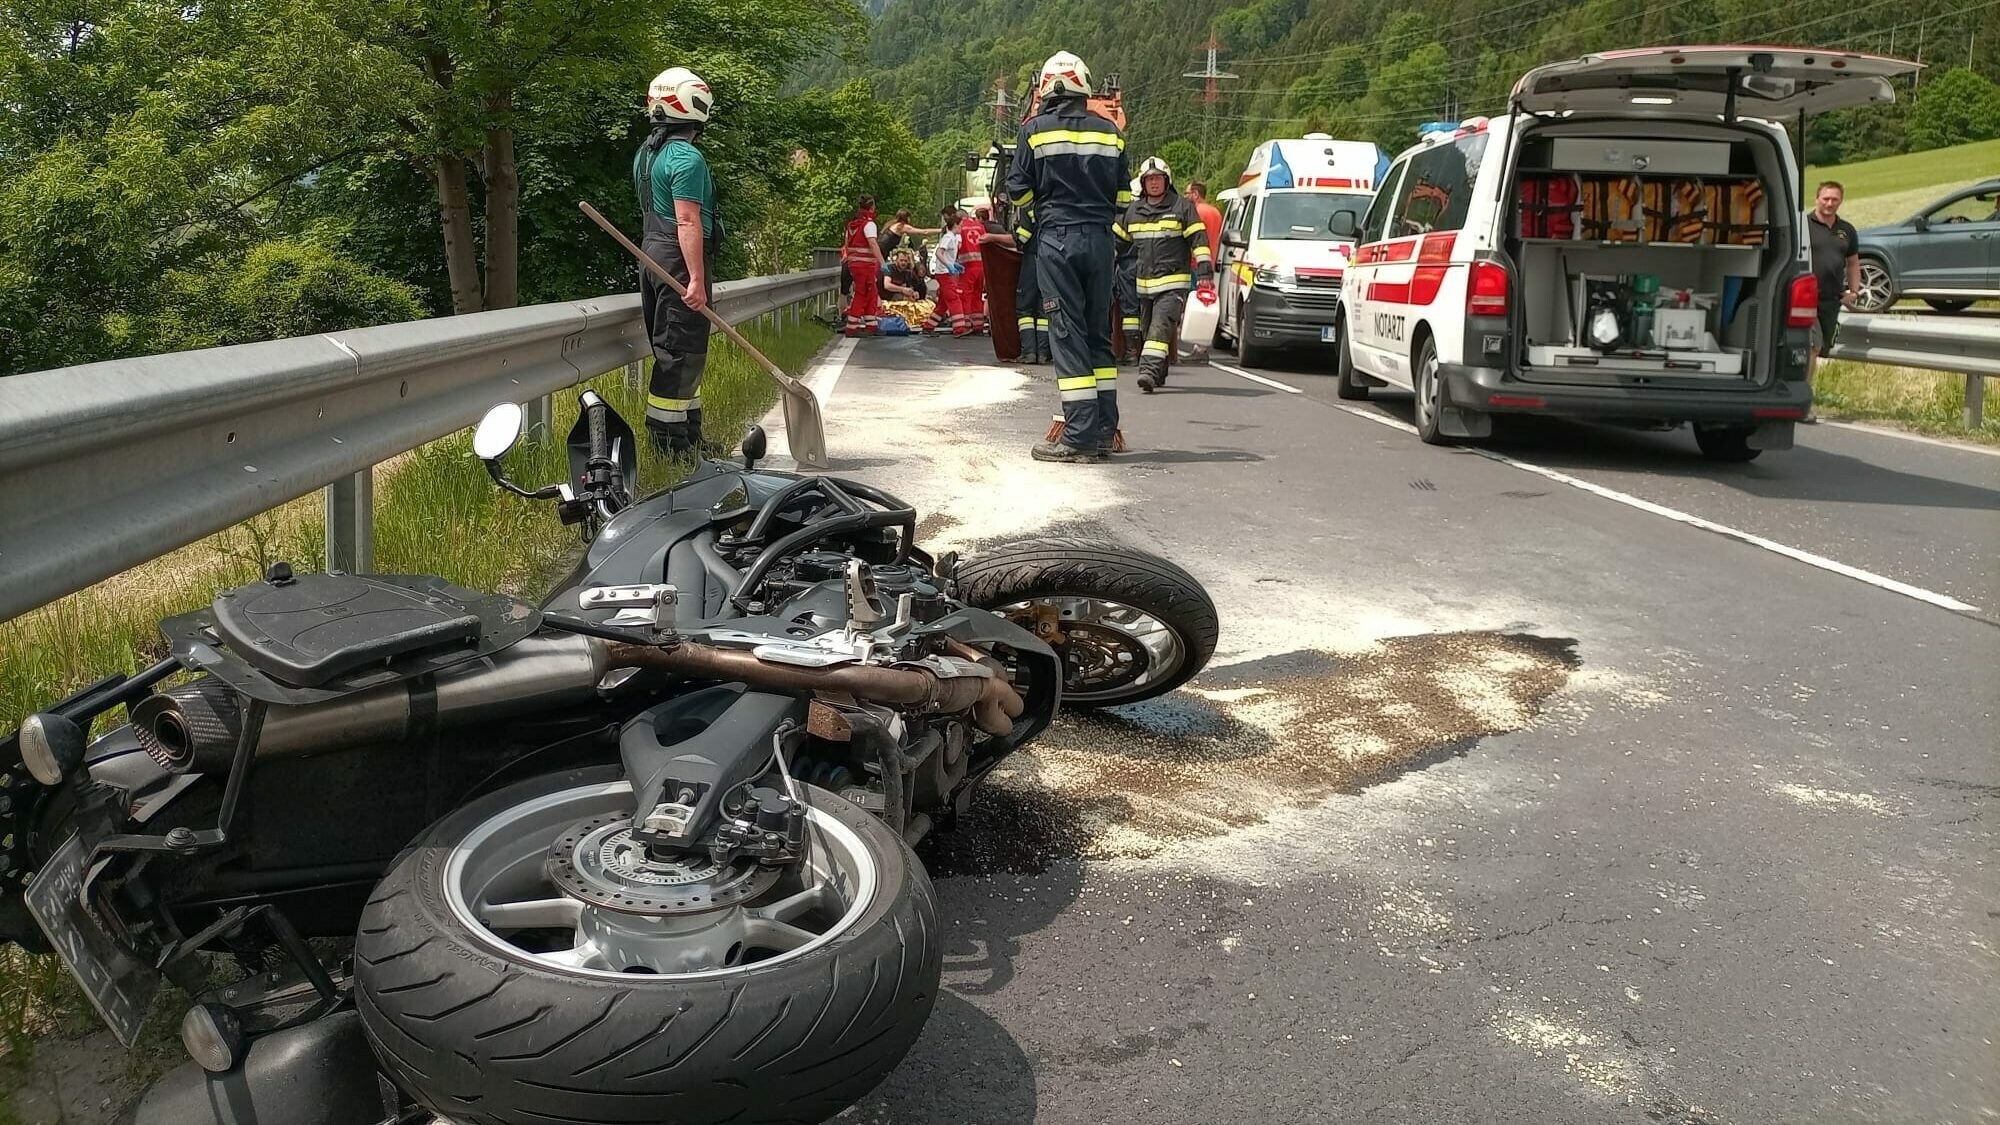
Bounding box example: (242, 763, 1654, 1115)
(1027, 129, 1125, 157)
(1093, 366, 1117, 385)
(1121, 317, 1141, 329)
(1058, 373, 1098, 402)
(1018, 316, 1036, 328)
(1137, 273, 1192, 294)
(1126, 219, 1180, 235)
(1012, 188, 1035, 206)
(1116, 189, 1134, 206)
(1142, 340, 1170, 357)
(1192, 245, 1213, 261)
(647, 393, 699, 422)
(1112, 222, 1129, 240)
(1035, 318, 1050, 329)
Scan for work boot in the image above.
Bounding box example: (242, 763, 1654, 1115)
(1031, 441, 1104, 463)
(1137, 373, 1157, 394)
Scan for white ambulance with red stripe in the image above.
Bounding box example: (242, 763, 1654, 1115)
(1213, 135, 1387, 366)
(1335, 46, 1918, 461)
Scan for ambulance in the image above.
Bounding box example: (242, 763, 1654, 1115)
(1213, 135, 1388, 365)
(1335, 46, 1918, 461)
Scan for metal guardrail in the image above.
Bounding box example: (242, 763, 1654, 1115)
(0, 268, 838, 625)
(1831, 313, 2000, 428)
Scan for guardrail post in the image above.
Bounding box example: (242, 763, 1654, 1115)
(625, 360, 644, 391)
(525, 394, 553, 440)
(1967, 374, 1986, 430)
(325, 469, 374, 573)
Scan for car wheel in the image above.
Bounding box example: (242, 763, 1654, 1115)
(1412, 338, 1455, 446)
(1234, 293, 1271, 368)
(1924, 298, 1975, 314)
(1335, 313, 1368, 400)
(1694, 426, 1762, 462)
(1853, 258, 1896, 312)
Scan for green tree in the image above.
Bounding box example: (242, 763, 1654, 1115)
(1907, 67, 2000, 152)
(1156, 139, 1202, 178)
(783, 79, 929, 262)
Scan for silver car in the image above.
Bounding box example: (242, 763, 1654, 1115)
(1853, 177, 2000, 313)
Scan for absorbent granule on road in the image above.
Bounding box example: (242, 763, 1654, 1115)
(963, 631, 1577, 864)
(1766, 782, 1898, 817)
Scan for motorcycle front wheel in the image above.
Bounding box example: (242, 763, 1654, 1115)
(957, 537, 1219, 707)
(355, 768, 940, 1125)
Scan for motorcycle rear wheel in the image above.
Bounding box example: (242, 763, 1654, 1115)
(957, 538, 1218, 707)
(355, 768, 939, 1125)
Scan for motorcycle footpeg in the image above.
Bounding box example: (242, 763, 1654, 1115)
(581, 583, 679, 637)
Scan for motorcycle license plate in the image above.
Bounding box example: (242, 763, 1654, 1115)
(24, 834, 160, 1047)
(1320, 325, 1339, 344)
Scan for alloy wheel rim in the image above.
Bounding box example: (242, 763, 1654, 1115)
(441, 782, 876, 981)
(1001, 596, 1187, 703)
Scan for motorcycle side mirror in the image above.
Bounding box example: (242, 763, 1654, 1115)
(19, 712, 86, 786)
(741, 425, 768, 469)
(473, 402, 525, 462)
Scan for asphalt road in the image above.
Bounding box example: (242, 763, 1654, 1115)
(774, 334, 2000, 1125)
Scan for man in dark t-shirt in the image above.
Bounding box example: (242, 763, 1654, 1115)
(1806, 180, 1858, 420)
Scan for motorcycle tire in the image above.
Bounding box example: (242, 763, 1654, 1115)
(956, 537, 1218, 707)
(355, 767, 940, 1125)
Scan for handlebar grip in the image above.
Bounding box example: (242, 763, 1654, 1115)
(582, 392, 610, 466)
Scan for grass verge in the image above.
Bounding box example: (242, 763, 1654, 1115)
(1814, 360, 2000, 445)
(0, 313, 831, 1112)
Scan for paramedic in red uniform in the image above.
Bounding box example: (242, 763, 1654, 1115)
(959, 207, 990, 333)
(842, 195, 887, 335)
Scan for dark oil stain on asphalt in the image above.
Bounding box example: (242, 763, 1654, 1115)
(924, 631, 1579, 876)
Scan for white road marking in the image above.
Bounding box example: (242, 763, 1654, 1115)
(1819, 419, 2000, 458)
(1335, 406, 1419, 435)
(1208, 361, 1304, 394)
(1328, 403, 1983, 615)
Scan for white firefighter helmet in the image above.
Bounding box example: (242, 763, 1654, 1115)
(1038, 51, 1093, 99)
(646, 67, 713, 124)
(1138, 156, 1172, 182)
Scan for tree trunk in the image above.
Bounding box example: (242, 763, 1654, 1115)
(433, 155, 483, 315)
(481, 113, 520, 310)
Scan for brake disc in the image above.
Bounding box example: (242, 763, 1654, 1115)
(546, 814, 779, 917)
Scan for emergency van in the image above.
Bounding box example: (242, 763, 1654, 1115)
(1213, 135, 1388, 365)
(1335, 46, 1917, 461)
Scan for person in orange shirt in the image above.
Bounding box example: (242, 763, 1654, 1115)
(1186, 180, 1223, 262)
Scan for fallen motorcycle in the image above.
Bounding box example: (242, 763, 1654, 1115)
(0, 392, 1217, 1125)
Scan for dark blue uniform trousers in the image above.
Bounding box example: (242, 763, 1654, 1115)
(1036, 223, 1118, 450)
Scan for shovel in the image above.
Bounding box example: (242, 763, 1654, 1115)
(580, 202, 828, 470)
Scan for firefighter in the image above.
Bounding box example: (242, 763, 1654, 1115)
(1114, 226, 1141, 364)
(1005, 50, 1131, 463)
(1117, 156, 1213, 393)
(1006, 203, 1050, 364)
(841, 195, 887, 335)
(959, 206, 990, 333)
(633, 66, 720, 458)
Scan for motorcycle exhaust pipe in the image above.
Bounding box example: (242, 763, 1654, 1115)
(133, 631, 1024, 774)
(132, 634, 611, 774)
(603, 641, 1026, 736)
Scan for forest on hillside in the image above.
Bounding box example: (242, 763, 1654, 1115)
(0, 0, 927, 374)
(804, 0, 2000, 202)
